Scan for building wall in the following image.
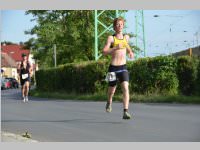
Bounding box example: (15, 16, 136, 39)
(173, 46, 200, 57)
(1, 67, 18, 80)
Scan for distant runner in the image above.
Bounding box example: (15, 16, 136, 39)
(18, 54, 33, 102)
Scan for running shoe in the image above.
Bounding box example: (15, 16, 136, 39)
(123, 111, 131, 120)
(25, 96, 29, 102)
(105, 102, 112, 113)
(23, 97, 26, 103)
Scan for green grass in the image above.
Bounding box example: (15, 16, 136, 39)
(30, 89, 107, 101)
(130, 94, 200, 104)
(30, 89, 200, 104)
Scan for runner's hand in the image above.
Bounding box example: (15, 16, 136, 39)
(129, 51, 134, 59)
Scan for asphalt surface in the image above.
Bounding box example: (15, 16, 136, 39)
(1, 88, 200, 142)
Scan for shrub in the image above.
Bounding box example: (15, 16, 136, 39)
(129, 56, 178, 95)
(36, 56, 200, 96)
(36, 60, 108, 94)
(176, 56, 199, 95)
(195, 59, 200, 95)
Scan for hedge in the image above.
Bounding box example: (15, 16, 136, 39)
(176, 56, 199, 95)
(194, 57, 200, 95)
(128, 56, 178, 95)
(36, 60, 109, 93)
(35, 56, 200, 96)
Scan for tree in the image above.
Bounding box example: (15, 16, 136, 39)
(25, 10, 132, 68)
(1, 41, 16, 45)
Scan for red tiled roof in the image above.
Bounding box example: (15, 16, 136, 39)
(1, 44, 30, 62)
(1, 52, 17, 67)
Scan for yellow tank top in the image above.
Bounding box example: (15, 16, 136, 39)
(111, 35, 128, 49)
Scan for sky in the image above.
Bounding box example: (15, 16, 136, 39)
(1, 10, 37, 43)
(1, 10, 200, 57)
(126, 10, 200, 57)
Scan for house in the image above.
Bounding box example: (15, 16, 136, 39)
(1, 52, 17, 79)
(1, 44, 30, 64)
(1, 44, 36, 80)
(172, 46, 200, 57)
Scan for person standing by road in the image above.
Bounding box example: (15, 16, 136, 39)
(17, 54, 33, 102)
(103, 17, 134, 119)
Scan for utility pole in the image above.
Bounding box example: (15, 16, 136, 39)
(169, 24, 172, 55)
(135, 10, 146, 58)
(94, 10, 124, 60)
(54, 44, 57, 67)
(94, 10, 145, 60)
(194, 32, 199, 46)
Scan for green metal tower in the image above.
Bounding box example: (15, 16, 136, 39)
(94, 10, 126, 60)
(94, 10, 145, 60)
(135, 10, 146, 58)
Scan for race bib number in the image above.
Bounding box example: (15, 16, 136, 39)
(105, 72, 116, 82)
(22, 73, 28, 79)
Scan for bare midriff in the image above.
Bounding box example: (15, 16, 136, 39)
(111, 48, 126, 66)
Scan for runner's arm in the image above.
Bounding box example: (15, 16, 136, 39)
(125, 35, 134, 59)
(103, 36, 119, 55)
(17, 62, 21, 75)
(29, 62, 33, 77)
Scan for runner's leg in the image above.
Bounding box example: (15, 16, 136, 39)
(106, 86, 116, 112)
(121, 81, 131, 119)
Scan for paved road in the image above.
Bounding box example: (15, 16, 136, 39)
(1, 88, 200, 142)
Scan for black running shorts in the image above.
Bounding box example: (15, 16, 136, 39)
(107, 64, 129, 87)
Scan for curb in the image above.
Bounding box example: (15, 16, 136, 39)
(1, 131, 38, 142)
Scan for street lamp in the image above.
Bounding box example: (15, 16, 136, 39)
(153, 14, 183, 18)
(153, 15, 159, 18)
